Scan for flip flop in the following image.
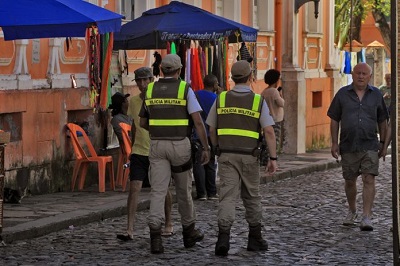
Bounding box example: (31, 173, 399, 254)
(117, 234, 133, 241)
(161, 229, 174, 237)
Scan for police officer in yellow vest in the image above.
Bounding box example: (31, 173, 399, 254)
(139, 54, 210, 254)
(206, 60, 278, 256)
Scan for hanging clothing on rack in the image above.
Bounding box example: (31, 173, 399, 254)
(166, 41, 171, 54)
(185, 47, 191, 83)
(343, 51, 351, 74)
(198, 45, 206, 79)
(224, 39, 230, 91)
(170, 42, 177, 54)
(190, 46, 203, 91)
(212, 41, 221, 87)
(179, 41, 187, 80)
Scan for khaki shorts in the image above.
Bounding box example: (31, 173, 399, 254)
(341, 151, 379, 180)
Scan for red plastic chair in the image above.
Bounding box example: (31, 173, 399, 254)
(118, 122, 132, 192)
(66, 123, 115, 193)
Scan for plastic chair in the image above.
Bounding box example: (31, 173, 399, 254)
(118, 122, 132, 192)
(66, 123, 115, 193)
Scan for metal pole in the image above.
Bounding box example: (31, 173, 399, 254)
(390, 0, 399, 264)
(349, 0, 353, 52)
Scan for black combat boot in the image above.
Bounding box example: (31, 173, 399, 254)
(150, 227, 164, 254)
(247, 223, 268, 251)
(215, 226, 230, 256)
(182, 223, 204, 248)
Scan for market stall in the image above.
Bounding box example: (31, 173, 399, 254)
(113, 1, 258, 91)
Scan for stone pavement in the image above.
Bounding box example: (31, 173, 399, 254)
(1, 149, 338, 244)
(0, 150, 394, 265)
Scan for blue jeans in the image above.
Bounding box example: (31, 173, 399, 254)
(193, 145, 217, 197)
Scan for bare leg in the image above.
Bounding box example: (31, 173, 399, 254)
(126, 180, 143, 236)
(163, 189, 174, 235)
(361, 174, 375, 217)
(344, 179, 357, 213)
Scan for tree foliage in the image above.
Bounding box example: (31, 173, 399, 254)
(334, 0, 390, 51)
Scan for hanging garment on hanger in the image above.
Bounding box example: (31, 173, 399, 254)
(186, 48, 191, 83)
(218, 40, 224, 89)
(343, 51, 351, 74)
(224, 39, 230, 91)
(171, 42, 177, 54)
(190, 47, 201, 91)
(198, 45, 205, 79)
(166, 41, 171, 54)
(178, 41, 186, 79)
(212, 42, 221, 86)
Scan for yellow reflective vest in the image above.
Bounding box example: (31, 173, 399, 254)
(145, 79, 191, 140)
(216, 90, 262, 154)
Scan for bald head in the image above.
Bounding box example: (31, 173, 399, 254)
(384, 73, 391, 87)
(352, 63, 372, 75)
(352, 63, 372, 90)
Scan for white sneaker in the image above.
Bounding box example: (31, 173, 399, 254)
(343, 211, 358, 226)
(360, 216, 373, 231)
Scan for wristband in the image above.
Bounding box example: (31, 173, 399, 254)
(202, 145, 211, 151)
(269, 156, 278, 161)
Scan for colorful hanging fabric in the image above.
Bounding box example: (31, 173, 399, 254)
(198, 45, 205, 79)
(339, 51, 346, 73)
(218, 40, 224, 89)
(207, 45, 212, 75)
(99, 32, 114, 111)
(212, 41, 221, 86)
(350, 52, 357, 71)
(179, 41, 187, 80)
(343, 51, 351, 74)
(237, 42, 251, 61)
(190, 47, 200, 91)
(186, 48, 191, 83)
(190, 48, 196, 90)
(224, 38, 230, 91)
(88, 26, 100, 110)
(360, 48, 366, 63)
(166, 41, 171, 54)
(193, 46, 204, 91)
(171, 42, 177, 54)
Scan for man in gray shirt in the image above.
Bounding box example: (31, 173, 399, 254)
(327, 62, 388, 231)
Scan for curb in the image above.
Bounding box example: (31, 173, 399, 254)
(2, 199, 149, 243)
(262, 160, 340, 183)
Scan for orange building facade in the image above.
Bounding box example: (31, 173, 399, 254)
(0, 0, 340, 194)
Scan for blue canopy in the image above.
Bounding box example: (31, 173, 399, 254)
(0, 0, 123, 40)
(114, 1, 257, 50)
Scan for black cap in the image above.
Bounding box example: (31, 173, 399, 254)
(109, 92, 130, 109)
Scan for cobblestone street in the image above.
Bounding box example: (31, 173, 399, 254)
(1, 158, 394, 265)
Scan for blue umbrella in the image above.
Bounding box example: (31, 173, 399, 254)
(114, 1, 257, 50)
(0, 0, 123, 40)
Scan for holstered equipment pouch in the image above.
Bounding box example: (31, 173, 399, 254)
(171, 158, 193, 173)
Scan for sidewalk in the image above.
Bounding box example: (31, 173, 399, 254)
(1, 148, 338, 244)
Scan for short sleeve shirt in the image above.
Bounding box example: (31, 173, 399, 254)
(110, 113, 132, 145)
(327, 84, 388, 153)
(127, 94, 150, 156)
(378, 84, 391, 108)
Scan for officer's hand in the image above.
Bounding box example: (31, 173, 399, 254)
(201, 149, 210, 165)
(266, 160, 277, 175)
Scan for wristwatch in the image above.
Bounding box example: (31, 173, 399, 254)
(269, 156, 278, 161)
